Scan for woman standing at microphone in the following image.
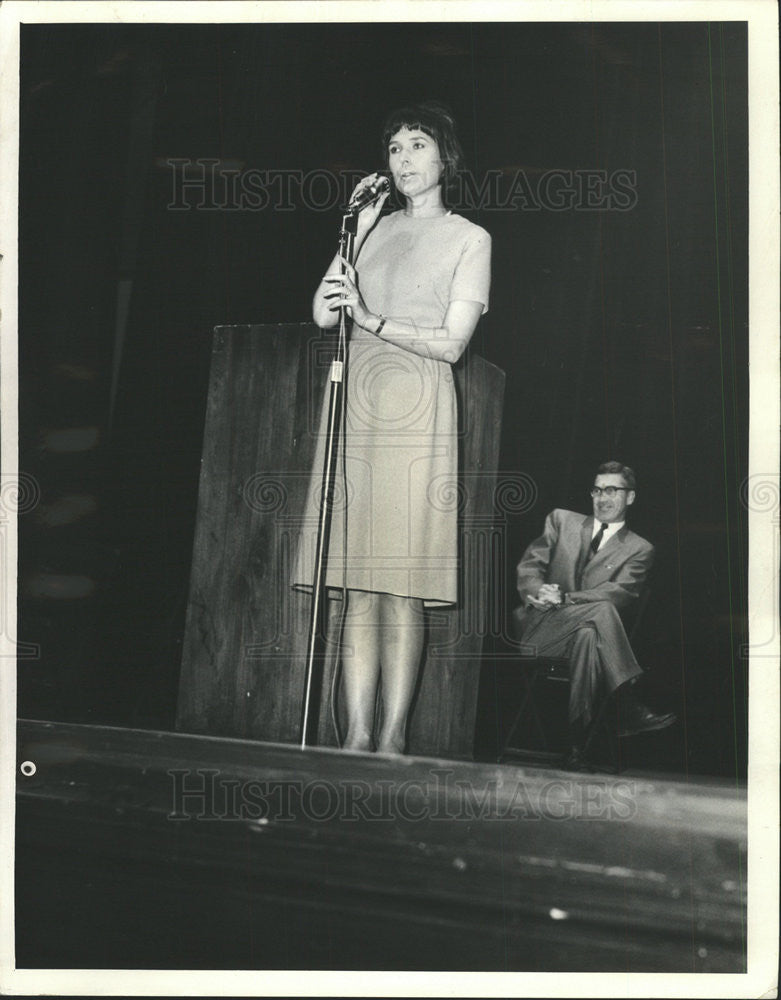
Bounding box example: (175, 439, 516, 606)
(297, 101, 491, 754)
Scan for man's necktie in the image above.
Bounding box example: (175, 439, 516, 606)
(587, 522, 609, 560)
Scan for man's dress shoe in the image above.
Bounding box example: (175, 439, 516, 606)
(561, 745, 593, 772)
(617, 699, 676, 738)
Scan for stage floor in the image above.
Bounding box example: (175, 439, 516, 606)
(15, 718, 746, 972)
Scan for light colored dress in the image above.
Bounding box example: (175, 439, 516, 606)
(294, 209, 491, 607)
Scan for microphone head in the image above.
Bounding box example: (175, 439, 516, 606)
(347, 175, 389, 211)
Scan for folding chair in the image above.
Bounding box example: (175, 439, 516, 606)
(498, 588, 651, 771)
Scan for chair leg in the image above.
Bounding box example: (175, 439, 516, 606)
(499, 665, 548, 760)
(581, 693, 621, 774)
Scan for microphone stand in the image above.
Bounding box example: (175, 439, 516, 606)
(300, 207, 358, 748)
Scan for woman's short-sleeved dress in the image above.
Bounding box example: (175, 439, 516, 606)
(293, 210, 491, 607)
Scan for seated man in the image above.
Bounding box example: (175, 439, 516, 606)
(514, 460, 675, 766)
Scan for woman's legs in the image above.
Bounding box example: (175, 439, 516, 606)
(376, 594, 425, 754)
(339, 590, 425, 754)
(340, 589, 380, 751)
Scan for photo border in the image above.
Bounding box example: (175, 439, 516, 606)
(1, 1, 777, 996)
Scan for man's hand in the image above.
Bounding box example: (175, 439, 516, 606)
(538, 584, 563, 605)
(527, 584, 564, 610)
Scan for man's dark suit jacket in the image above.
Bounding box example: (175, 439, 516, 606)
(514, 508, 654, 634)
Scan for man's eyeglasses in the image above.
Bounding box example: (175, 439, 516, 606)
(590, 486, 630, 498)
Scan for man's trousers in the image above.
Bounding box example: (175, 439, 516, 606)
(517, 601, 643, 727)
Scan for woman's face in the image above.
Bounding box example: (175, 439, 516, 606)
(387, 127, 444, 200)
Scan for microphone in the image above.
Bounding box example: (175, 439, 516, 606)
(346, 175, 389, 212)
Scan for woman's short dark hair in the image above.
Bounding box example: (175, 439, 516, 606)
(381, 101, 464, 196)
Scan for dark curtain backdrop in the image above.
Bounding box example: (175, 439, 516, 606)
(18, 21, 747, 776)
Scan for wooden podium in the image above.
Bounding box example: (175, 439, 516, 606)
(176, 324, 504, 759)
